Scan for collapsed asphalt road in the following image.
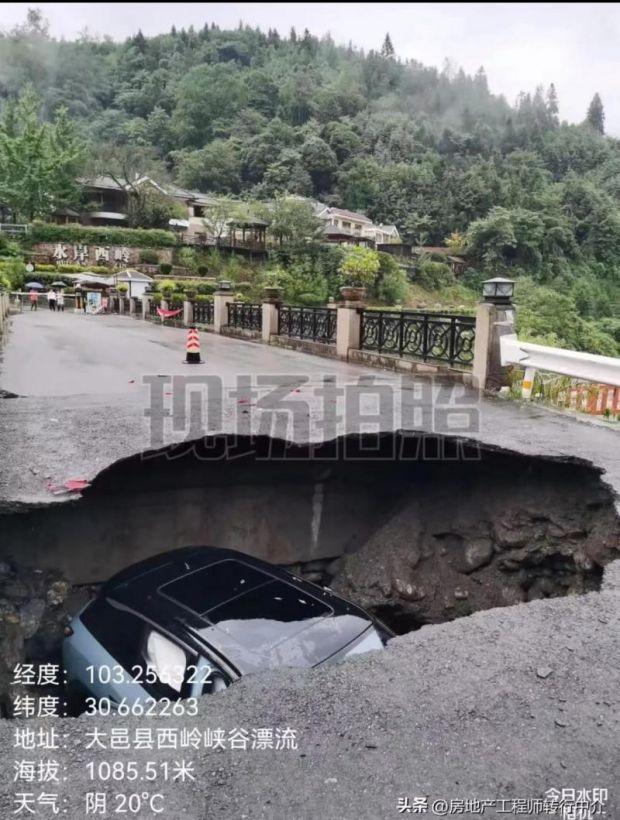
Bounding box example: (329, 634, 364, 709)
(0, 561, 618, 819)
(1, 310, 620, 512)
(1, 309, 619, 819)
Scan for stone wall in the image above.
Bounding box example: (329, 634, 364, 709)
(31, 243, 173, 268)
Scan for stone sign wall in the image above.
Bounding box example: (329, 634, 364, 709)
(31, 243, 173, 267)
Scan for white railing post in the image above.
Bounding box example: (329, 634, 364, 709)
(521, 366, 536, 400)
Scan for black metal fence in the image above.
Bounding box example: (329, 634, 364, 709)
(164, 300, 184, 327)
(133, 298, 142, 316)
(360, 310, 476, 366)
(123, 298, 130, 313)
(227, 302, 262, 331)
(192, 300, 214, 325)
(278, 306, 337, 344)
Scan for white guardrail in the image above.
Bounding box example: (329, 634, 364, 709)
(500, 333, 620, 399)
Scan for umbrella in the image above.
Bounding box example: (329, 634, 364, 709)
(51, 281, 67, 287)
(25, 282, 43, 289)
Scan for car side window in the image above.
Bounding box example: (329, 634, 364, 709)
(81, 598, 194, 701)
(81, 597, 145, 673)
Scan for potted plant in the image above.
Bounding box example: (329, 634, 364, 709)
(159, 279, 175, 298)
(338, 246, 380, 302)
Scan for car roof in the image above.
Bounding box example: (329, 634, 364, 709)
(101, 546, 373, 674)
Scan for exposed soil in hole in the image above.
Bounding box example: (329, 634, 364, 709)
(0, 432, 618, 707)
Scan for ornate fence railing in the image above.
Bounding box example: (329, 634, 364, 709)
(227, 302, 262, 331)
(192, 300, 214, 325)
(133, 298, 142, 316)
(278, 306, 337, 344)
(360, 310, 476, 367)
(164, 300, 184, 327)
(111, 296, 120, 313)
(123, 298, 130, 313)
(147, 299, 160, 319)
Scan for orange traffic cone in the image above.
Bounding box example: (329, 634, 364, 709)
(185, 326, 202, 364)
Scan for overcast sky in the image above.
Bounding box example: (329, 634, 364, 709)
(4, 2, 620, 134)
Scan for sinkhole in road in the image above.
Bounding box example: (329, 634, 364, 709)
(0, 431, 618, 707)
(3, 432, 620, 625)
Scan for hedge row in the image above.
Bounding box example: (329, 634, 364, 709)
(30, 263, 112, 274)
(28, 222, 178, 248)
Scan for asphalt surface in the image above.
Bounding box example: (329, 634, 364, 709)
(1, 310, 619, 819)
(0, 309, 619, 511)
(0, 560, 618, 819)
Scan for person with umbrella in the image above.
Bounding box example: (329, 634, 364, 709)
(51, 281, 66, 313)
(25, 281, 42, 311)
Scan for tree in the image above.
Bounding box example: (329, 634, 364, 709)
(546, 83, 559, 118)
(585, 93, 605, 134)
(338, 245, 381, 287)
(381, 34, 395, 59)
(200, 197, 248, 242)
(175, 140, 243, 194)
(266, 197, 325, 249)
(87, 142, 178, 228)
(0, 86, 84, 221)
(300, 136, 337, 194)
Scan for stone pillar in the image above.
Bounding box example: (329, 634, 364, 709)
(336, 303, 363, 360)
(472, 302, 516, 391)
(262, 301, 280, 343)
(142, 295, 150, 320)
(213, 290, 234, 333)
(129, 297, 136, 315)
(118, 294, 125, 315)
(183, 299, 193, 327)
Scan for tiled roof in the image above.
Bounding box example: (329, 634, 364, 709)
(319, 207, 372, 224)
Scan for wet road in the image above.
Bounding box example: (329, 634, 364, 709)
(0, 309, 386, 397)
(0, 309, 619, 510)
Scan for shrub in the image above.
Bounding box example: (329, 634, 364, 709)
(416, 259, 453, 290)
(593, 317, 620, 343)
(0, 258, 27, 289)
(28, 222, 178, 248)
(159, 279, 176, 293)
(139, 249, 160, 264)
(338, 246, 380, 287)
(159, 263, 172, 276)
(176, 247, 198, 272)
(197, 265, 209, 277)
(0, 234, 22, 257)
(196, 281, 217, 295)
(375, 252, 409, 304)
(56, 264, 110, 274)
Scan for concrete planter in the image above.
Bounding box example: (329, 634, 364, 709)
(263, 286, 282, 303)
(340, 285, 366, 302)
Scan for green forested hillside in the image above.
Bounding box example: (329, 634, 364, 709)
(1, 10, 620, 352)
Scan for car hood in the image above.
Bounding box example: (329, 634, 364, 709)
(195, 612, 372, 674)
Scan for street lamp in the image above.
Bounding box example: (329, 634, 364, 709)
(482, 277, 515, 305)
(218, 279, 232, 292)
